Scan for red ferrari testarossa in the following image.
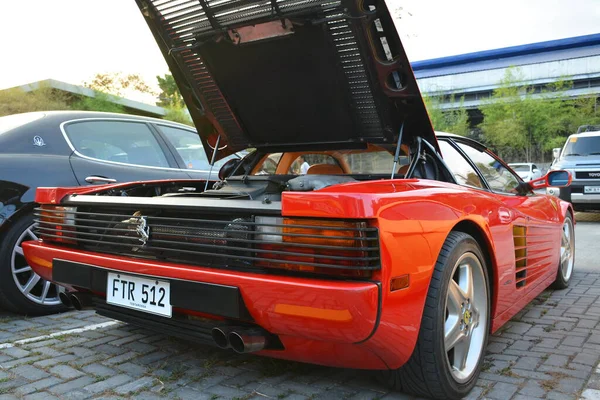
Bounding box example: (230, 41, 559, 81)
(22, 0, 574, 398)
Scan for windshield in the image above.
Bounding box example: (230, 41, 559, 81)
(562, 135, 600, 156)
(509, 164, 530, 172)
(0, 112, 45, 135)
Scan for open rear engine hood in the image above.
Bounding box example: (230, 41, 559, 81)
(136, 0, 437, 160)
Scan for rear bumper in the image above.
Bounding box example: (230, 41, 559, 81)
(23, 241, 394, 369)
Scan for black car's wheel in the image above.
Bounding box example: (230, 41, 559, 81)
(551, 214, 575, 289)
(0, 213, 67, 315)
(379, 231, 490, 400)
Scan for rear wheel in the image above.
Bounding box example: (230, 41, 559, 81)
(551, 214, 575, 289)
(379, 231, 490, 400)
(0, 213, 67, 315)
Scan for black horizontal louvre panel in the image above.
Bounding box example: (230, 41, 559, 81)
(323, 8, 382, 138)
(34, 207, 380, 275)
(139, 0, 390, 155)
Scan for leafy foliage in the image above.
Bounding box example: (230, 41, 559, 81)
(70, 90, 126, 114)
(155, 74, 194, 126)
(0, 83, 70, 117)
(479, 67, 600, 162)
(163, 106, 193, 126)
(83, 72, 156, 97)
(156, 74, 184, 108)
(423, 94, 470, 136)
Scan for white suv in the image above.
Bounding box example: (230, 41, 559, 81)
(549, 125, 600, 211)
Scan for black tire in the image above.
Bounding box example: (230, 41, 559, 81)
(0, 213, 67, 315)
(379, 231, 491, 400)
(551, 214, 575, 290)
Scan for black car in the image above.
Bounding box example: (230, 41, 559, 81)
(0, 110, 238, 315)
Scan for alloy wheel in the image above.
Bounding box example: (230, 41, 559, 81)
(10, 223, 63, 306)
(444, 252, 488, 383)
(560, 217, 575, 281)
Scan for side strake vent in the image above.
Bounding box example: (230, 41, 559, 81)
(513, 225, 527, 288)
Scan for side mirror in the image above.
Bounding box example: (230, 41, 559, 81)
(529, 170, 572, 190)
(218, 158, 241, 180)
(552, 148, 561, 160)
(547, 170, 571, 187)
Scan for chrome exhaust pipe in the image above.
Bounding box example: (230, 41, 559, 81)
(69, 292, 93, 310)
(58, 292, 72, 308)
(211, 326, 239, 349)
(228, 328, 267, 353)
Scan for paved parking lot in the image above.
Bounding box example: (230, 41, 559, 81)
(0, 213, 599, 400)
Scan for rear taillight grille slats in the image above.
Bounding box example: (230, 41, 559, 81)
(36, 220, 137, 233)
(36, 225, 378, 263)
(37, 232, 371, 271)
(35, 209, 377, 232)
(34, 207, 381, 276)
(36, 220, 379, 250)
(149, 239, 381, 262)
(36, 226, 142, 242)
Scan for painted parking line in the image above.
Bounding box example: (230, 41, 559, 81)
(0, 320, 121, 349)
(581, 389, 600, 400)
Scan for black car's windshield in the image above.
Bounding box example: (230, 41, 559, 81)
(562, 136, 600, 157)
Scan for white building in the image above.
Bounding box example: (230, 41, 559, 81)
(412, 33, 600, 125)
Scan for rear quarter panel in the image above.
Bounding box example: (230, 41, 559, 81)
(283, 179, 561, 367)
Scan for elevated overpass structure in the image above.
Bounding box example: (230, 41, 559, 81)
(411, 33, 600, 124)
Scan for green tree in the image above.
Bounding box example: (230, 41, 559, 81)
(542, 96, 600, 152)
(156, 74, 183, 108)
(84, 72, 156, 97)
(0, 83, 70, 116)
(155, 74, 193, 126)
(163, 106, 193, 126)
(479, 68, 593, 163)
(423, 94, 470, 136)
(80, 72, 157, 113)
(568, 96, 600, 131)
(70, 90, 126, 114)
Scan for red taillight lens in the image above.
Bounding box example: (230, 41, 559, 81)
(255, 218, 376, 278)
(282, 218, 362, 247)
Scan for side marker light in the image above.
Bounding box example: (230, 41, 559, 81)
(391, 275, 410, 292)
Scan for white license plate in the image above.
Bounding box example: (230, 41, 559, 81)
(106, 272, 172, 317)
(584, 186, 600, 194)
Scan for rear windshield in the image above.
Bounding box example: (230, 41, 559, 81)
(0, 112, 45, 135)
(562, 136, 600, 157)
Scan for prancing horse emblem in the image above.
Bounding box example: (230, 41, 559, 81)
(135, 215, 150, 245)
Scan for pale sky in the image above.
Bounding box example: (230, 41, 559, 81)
(1, 0, 599, 104)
